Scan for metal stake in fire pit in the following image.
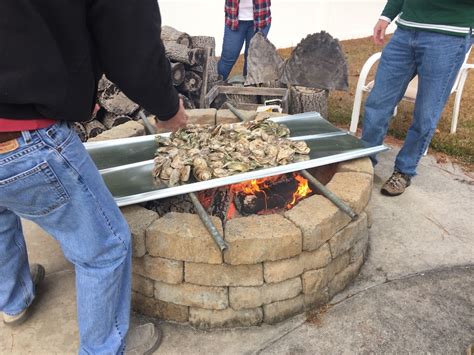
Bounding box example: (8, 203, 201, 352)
(188, 192, 229, 252)
(140, 112, 229, 252)
(225, 102, 358, 221)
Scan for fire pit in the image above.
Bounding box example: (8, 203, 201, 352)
(122, 158, 373, 329)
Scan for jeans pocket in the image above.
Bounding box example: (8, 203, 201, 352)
(0, 161, 70, 217)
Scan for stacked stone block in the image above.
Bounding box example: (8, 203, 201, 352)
(121, 158, 373, 329)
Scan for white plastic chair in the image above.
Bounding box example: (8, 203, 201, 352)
(350, 46, 473, 134)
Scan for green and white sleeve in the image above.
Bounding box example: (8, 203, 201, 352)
(380, 0, 403, 23)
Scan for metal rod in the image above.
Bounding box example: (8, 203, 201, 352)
(139, 111, 157, 135)
(188, 192, 229, 252)
(224, 102, 247, 122)
(300, 170, 358, 220)
(134, 112, 229, 251)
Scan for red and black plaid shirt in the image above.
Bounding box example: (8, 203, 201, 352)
(225, 0, 272, 30)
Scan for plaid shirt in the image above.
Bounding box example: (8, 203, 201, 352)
(225, 0, 272, 31)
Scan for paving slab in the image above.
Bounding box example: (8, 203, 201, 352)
(259, 266, 474, 354)
(334, 147, 474, 301)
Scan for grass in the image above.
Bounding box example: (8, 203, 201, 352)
(230, 36, 474, 169)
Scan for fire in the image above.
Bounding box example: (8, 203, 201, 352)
(288, 174, 312, 208)
(230, 173, 312, 211)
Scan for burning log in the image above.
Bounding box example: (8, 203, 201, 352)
(72, 122, 87, 142)
(234, 176, 299, 215)
(101, 113, 131, 130)
(84, 120, 106, 138)
(170, 62, 186, 86)
(178, 71, 202, 94)
(161, 26, 192, 48)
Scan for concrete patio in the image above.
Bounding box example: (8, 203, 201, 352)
(0, 145, 472, 354)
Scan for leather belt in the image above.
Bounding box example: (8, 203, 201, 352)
(0, 131, 21, 144)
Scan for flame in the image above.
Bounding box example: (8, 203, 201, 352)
(287, 174, 312, 208)
(230, 173, 312, 211)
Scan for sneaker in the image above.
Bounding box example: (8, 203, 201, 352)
(381, 171, 412, 196)
(3, 264, 45, 327)
(125, 323, 163, 355)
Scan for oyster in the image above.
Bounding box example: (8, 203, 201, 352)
(153, 117, 311, 186)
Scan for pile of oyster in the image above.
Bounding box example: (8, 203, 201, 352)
(152, 118, 310, 186)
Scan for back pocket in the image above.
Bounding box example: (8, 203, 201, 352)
(0, 162, 70, 217)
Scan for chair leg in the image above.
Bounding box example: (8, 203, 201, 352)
(451, 69, 469, 134)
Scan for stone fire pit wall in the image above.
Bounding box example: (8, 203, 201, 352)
(121, 158, 373, 329)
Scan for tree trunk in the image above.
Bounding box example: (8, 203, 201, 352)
(178, 71, 202, 94)
(84, 120, 106, 139)
(101, 113, 131, 130)
(161, 26, 192, 48)
(170, 62, 186, 86)
(289, 86, 328, 117)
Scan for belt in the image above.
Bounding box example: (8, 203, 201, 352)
(0, 131, 21, 144)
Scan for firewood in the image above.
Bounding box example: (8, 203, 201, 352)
(72, 122, 87, 142)
(234, 176, 299, 215)
(163, 41, 192, 65)
(179, 94, 195, 109)
(161, 26, 192, 48)
(99, 81, 139, 116)
(191, 36, 216, 55)
(170, 62, 185, 86)
(101, 113, 131, 129)
(289, 86, 328, 117)
(178, 71, 202, 94)
(84, 120, 106, 139)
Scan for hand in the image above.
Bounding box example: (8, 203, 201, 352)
(155, 99, 188, 132)
(373, 19, 389, 45)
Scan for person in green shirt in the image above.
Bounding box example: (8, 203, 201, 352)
(361, 0, 473, 196)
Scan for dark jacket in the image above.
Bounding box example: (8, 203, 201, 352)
(0, 0, 179, 122)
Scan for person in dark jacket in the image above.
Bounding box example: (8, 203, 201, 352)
(0, 0, 187, 353)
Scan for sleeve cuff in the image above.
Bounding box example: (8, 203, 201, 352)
(379, 16, 392, 24)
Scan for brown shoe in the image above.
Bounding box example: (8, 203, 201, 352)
(3, 264, 45, 327)
(381, 171, 411, 196)
(125, 323, 163, 355)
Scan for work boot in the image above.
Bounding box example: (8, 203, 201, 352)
(381, 171, 411, 196)
(125, 323, 163, 355)
(3, 264, 45, 327)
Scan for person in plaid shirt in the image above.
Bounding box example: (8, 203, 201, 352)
(218, 0, 272, 80)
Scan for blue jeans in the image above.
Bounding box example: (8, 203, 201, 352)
(362, 28, 472, 176)
(0, 122, 131, 354)
(218, 21, 271, 80)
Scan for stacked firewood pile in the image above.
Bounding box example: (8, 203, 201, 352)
(73, 26, 220, 142)
(161, 26, 221, 108)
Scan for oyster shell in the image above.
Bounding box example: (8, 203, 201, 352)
(153, 117, 311, 186)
